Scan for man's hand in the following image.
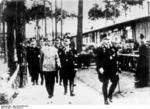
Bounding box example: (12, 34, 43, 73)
(99, 67, 104, 74)
(117, 68, 122, 73)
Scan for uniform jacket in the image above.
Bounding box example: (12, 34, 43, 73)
(59, 47, 77, 71)
(96, 46, 118, 74)
(26, 46, 40, 71)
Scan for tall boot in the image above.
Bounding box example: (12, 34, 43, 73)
(69, 80, 75, 96)
(64, 85, 67, 95)
(70, 85, 75, 96)
(102, 80, 109, 105)
(108, 81, 118, 102)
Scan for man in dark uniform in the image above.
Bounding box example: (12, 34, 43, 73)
(59, 38, 77, 96)
(95, 37, 119, 105)
(57, 45, 64, 86)
(135, 38, 149, 87)
(26, 40, 40, 85)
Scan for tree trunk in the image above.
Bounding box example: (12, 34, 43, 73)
(3, 20, 7, 63)
(15, 1, 27, 88)
(4, 0, 27, 87)
(7, 21, 15, 76)
(55, 0, 57, 39)
(44, 0, 47, 37)
(61, 0, 63, 38)
(2, 0, 7, 63)
(77, 0, 83, 53)
(36, 19, 40, 47)
(15, 12, 27, 88)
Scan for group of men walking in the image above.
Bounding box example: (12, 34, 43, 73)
(20, 32, 150, 105)
(25, 33, 122, 105)
(26, 37, 77, 99)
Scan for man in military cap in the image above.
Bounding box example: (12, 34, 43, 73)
(27, 39, 41, 85)
(59, 38, 77, 96)
(95, 35, 119, 105)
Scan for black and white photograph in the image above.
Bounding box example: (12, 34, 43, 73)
(0, 0, 150, 107)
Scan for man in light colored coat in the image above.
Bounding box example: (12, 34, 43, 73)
(41, 40, 61, 98)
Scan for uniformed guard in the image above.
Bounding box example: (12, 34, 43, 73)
(59, 38, 77, 96)
(135, 38, 149, 87)
(27, 39, 40, 85)
(95, 36, 119, 105)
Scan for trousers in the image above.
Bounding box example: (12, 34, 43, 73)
(44, 71, 56, 96)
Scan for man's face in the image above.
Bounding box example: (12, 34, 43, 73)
(56, 39, 61, 47)
(47, 40, 52, 46)
(64, 39, 70, 46)
(30, 41, 36, 47)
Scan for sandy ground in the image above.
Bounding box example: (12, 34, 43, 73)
(11, 67, 150, 105)
(76, 66, 150, 105)
(1, 60, 150, 105)
(11, 80, 103, 105)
